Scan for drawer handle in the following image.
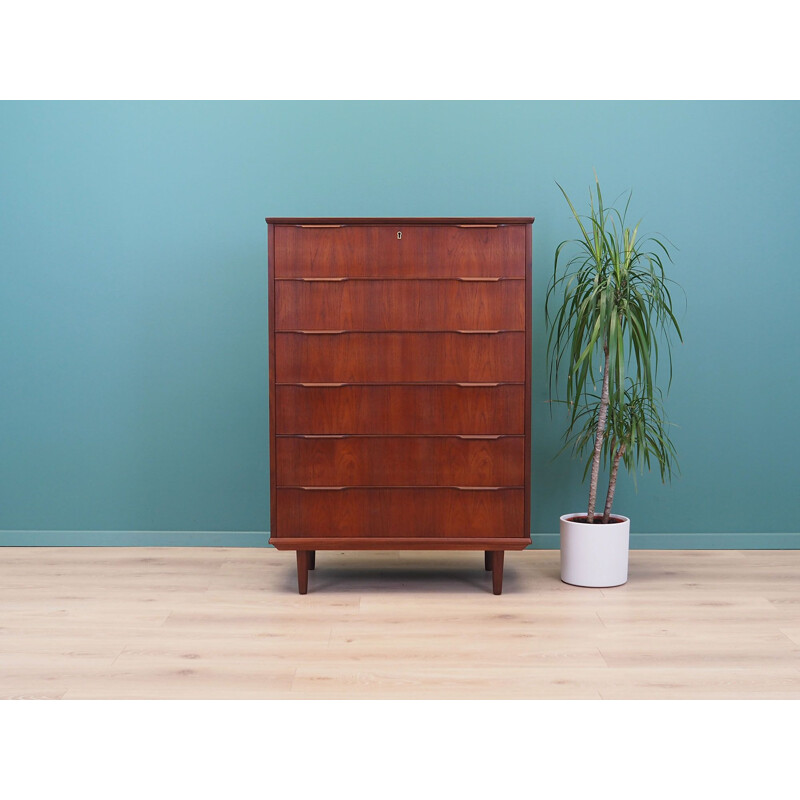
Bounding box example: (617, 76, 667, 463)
(456, 435, 503, 439)
(456, 277, 501, 282)
(299, 486, 347, 490)
(454, 486, 502, 490)
(298, 434, 346, 439)
(298, 224, 345, 228)
(294, 330, 347, 335)
(456, 382, 500, 387)
(300, 277, 349, 282)
(299, 382, 346, 387)
(456, 224, 501, 228)
(456, 330, 501, 335)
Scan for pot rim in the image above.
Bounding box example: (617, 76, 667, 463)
(560, 513, 630, 525)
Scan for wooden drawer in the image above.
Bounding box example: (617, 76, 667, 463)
(276, 487, 525, 538)
(275, 384, 524, 434)
(276, 435, 525, 487)
(275, 278, 525, 331)
(275, 331, 525, 383)
(273, 224, 526, 278)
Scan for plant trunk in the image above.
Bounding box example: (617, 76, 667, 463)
(603, 443, 626, 524)
(587, 343, 610, 523)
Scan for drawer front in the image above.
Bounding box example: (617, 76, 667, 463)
(275, 278, 525, 331)
(276, 435, 524, 487)
(273, 224, 526, 278)
(275, 384, 524, 434)
(276, 487, 525, 538)
(275, 332, 525, 383)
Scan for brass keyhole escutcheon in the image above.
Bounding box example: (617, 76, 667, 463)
(397, 231, 402, 240)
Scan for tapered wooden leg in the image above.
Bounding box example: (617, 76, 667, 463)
(296, 551, 310, 594)
(484, 551, 492, 571)
(308, 551, 316, 570)
(491, 551, 505, 595)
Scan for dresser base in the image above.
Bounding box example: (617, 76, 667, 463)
(271, 538, 531, 595)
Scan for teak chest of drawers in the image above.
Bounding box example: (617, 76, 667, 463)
(267, 217, 533, 594)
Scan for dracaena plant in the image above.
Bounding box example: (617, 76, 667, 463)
(560, 382, 678, 523)
(545, 176, 683, 523)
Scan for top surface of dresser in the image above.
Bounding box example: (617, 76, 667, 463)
(266, 217, 535, 224)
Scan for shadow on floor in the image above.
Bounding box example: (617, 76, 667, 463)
(280, 556, 523, 595)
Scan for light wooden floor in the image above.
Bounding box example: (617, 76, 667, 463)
(1, 547, 799, 699)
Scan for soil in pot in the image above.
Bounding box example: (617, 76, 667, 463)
(566, 516, 626, 525)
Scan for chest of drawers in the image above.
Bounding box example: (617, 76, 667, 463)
(266, 217, 533, 594)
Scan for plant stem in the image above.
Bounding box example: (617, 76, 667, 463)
(587, 343, 610, 523)
(603, 443, 626, 524)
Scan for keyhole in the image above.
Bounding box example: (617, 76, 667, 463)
(397, 231, 402, 240)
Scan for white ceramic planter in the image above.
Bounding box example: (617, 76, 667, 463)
(560, 513, 630, 587)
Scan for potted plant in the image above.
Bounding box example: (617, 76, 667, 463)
(545, 175, 682, 587)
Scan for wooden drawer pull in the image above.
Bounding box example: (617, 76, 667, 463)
(454, 486, 502, 490)
(300, 277, 349, 282)
(300, 486, 347, 490)
(456, 382, 500, 387)
(456, 330, 501, 335)
(456, 435, 503, 440)
(456, 277, 501, 282)
(298, 382, 346, 387)
(294, 330, 347, 335)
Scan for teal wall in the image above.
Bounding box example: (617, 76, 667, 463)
(1, 101, 798, 548)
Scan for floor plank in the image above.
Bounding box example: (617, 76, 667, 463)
(1, 547, 800, 699)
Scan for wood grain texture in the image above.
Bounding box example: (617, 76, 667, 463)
(268, 223, 277, 537)
(266, 217, 535, 224)
(275, 331, 525, 383)
(491, 551, 505, 595)
(296, 551, 310, 594)
(268, 218, 532, 591)
(275, 384, 524, 435)
(273, 223, 527, 278)
(269, 531, 531, 551)
(524, 222, 532, 541)
(3, 548, 800, 699)
(276, 435, 525, 487)
(275, 488, 526, 539)
(270, 538, 531, 550)
(275, 384, 525, 435)
(275, 278, 525, 331)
